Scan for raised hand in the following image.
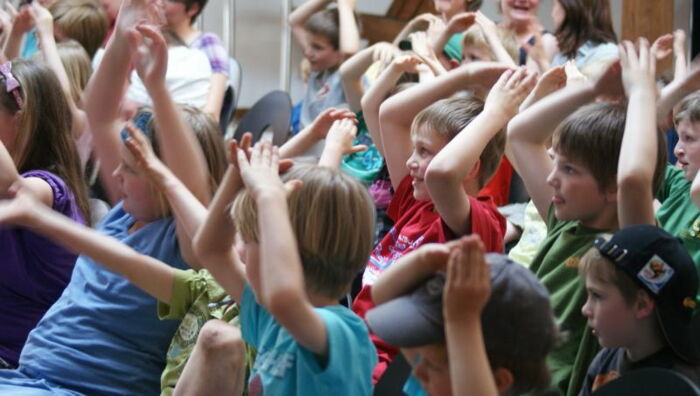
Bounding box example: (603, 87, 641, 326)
(324, 118, 366, 156)
(592, 60, 625, 101)
(446, 12, 476, 35)
(619, 38, 656, 97)
(123, 123, 168, 181)
(11, 5, 32, 36)
(650, 33, 673, 60)
(392, 54, 423, 74)
(133, 24, 168, 90)
(372, 42, 400, 68)
(533, 65, 566, 98)
(564, 59, 587, 85)
(308, 107, 357, 140)
(237, 142, 286, 200)
(484, 67, 536, 117)
(443, 235, 491, 322)
(28, 2, 52, 37)
(115, 0, 164, 38)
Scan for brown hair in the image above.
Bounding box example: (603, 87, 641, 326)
(304, 8, 341, 50)
(461, 25, 519, 63)
(552, 102, 666, 194)
(51, 0, 109, 59)
(579, 242, 642, 305)
(554, 0, 617, 59)
(411, 96, 504, 188)
(673, 91, 700, 126)
(231, 164, 375, 299)
(6, 60, 91, 222)
(489, 354, 553, 395)
(56, 40, 92, 107)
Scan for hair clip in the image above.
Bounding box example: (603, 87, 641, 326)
(0, 62, 23, 109)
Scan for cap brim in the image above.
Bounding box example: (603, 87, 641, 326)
(657, 303, 700, 364)
(366, 295, 444, 348)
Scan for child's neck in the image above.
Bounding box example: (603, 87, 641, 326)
(580, 205, 618, 230)
(172, 23, 199, 45)
(623, 324, 666, 362)
(308, 292, 339, 307)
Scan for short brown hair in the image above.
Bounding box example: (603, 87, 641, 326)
(579, 242, 643, 305)
(304, 8, 340, 50)
(461, 25, 519, 63)
(553, 102, 666, 194)
(232, 164, 375, 299)
(51, 0, 109, 59)
(56, 40, 92, 107)
(411, 96, 504, 188)
(555, 0, 617, 59)
(673, 91, 700, 126)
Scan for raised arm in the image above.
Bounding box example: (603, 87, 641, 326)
(318, 118, 366, 168)
(31, 3, 86, 140)
(279, 107, 356, 159)
(392, 13, 437, 45)
(339, 42, 398, 112)
(673, 30, 688, 82)
(617, 39, 658, 226)
(379, 61, 509, 190)
(289, 0, 333, 53)
(657, 66, 700, 131)
(84, 0, 158, 203)
(336, 0, 359, 56)
(507, 63, 621, 219)
(426, 68, 535, 235)
(3, 6, 31, 61)
(431, 12, 472, 66)
(360, 54, 420, 158)
(443, 236, 498, 396)
(475, 12, 517, 67)
(237, 142, 327, 356)
(0, 190, 175, 303)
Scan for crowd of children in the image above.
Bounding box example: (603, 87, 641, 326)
(0, 0, 699, 395)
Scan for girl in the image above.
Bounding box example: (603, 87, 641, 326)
(0, 58, 90, 369)
(0, 0, 224, 394)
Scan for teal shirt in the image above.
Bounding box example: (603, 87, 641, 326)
(241, 284, 376, 395)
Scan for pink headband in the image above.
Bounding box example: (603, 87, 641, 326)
(0, 62, 23, 109)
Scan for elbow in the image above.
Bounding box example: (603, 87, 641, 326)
(264, 287, 302, 318)
(425, 161, 457, 188)
(617, 170, 652, 196)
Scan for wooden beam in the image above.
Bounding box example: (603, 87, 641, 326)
(621, 0, 674, 73)
(358, 13, 407, 45)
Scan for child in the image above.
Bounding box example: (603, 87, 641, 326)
(192, 140, 377, 394)
(0, 1, 223, 393)
(50, 0, 109, 59)
(367, 235, 557, 395)
(0, 58, 90, 369)
(289, 0, 359, 132)
(163, 0, 231, 121)
(354, 63, 534, 381)
(578, 225, 700, 394)
(507, 56, 667, 394)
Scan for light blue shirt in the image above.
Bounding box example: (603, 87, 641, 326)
(0, 202, 188, 396)
(241, 284, 377, 395)
(551, 41, 618, 69)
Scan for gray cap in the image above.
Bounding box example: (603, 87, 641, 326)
(366, 254, 556, 359)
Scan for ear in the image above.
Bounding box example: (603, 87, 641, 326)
(186, 3, 201, 20)
(493, 367, 514, 394)
(634, 289, 655, 319)
(604, 183, 618, 203)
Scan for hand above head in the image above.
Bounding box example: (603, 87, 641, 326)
(650, 33, 673, 60)
(11, 5, 33, 36)
(308, 107, 357, 140)
(324, 118, 366, 156)
(592, 60, 625, 101)
(619, 38, 657, 97)
(372, 42, 400, 68)
(446, 12, 476, 35)
(673, 29, 686, 56)
(463, 62, 514, 91)
(237, 142, 288, 200)
(484, 67, 536, 117)
(133, 24, 168, 90)
(123, 123, 168, 180)
(410, 31, 439, 61)
(392, 54, 423, 74)
(115, 0, 164, 38)
(533, 65, 566, 98)
(28, 2, 52, 37)
(564, 59, 586, 85)
(443, 235, 491, 322)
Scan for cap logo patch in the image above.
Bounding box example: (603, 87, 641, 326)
(637, 255, 674, 294)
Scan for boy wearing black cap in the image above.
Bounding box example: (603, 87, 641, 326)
(367, 235, 557, 395)
(578, 225, 700, 394)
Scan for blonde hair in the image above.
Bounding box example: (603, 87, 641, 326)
(461, 25, 519, 63)
(232, 164, 375, 299)
(56, 40, 91, 107)
(51, 0, 108, 59)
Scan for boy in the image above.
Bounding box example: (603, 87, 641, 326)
(193, 141, 377, 394)
(354, 63, 535, 381)
(507, 54, 667, 394)
(578, 225, 700, 394)
(289, 0, 359, 132)
(367, 235, 557, 395)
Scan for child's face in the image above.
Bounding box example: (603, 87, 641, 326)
(113, 145, 164, 222)
(404, 344, 453, 396)
(500, 0, 541, 24)
(582, 274, 638, 348)
(546, 150, 615, 228)
(461, 45, 493, 64)
(674, 118, 700, 181)
(164, 0, 196, 27)
(303, 32, 343, 72)
(406, 129, 448, 201)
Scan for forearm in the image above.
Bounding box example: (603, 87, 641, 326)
(193, 166, 241, 256)
(618, 90, 657, 226)
(318, 142, 344, 168)
(202, 73, 228, 123)
(153, 167, 208, 240)
(279, 128, 321, 159)
(0, 141, 20, 196)
(3, 28, 23, 61)
(371, 250, 438, 305)
(25, 203, 175, 303)
(340, 46, 374, 112)
(657, 79, 693, 129)
(85, 31, 132, 127)
(337, 0, 359, 56)
(431, 30, 452, 61)
(148, 84, 212, 204)
(289, 0, 332, 49)
(445, 317, 498, 396)
(255, 192, 306, 307)
(482, 30, 516, 67)
(361, 63, 405, 154)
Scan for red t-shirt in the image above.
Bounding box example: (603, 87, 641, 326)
(479, 157, 514, 207)
(352, 175, 506, 383)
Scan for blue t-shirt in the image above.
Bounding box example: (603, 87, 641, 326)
(0, 202, 188, 396)
(241, 284, 376, 395)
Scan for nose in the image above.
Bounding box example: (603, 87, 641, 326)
(406, 153, 418, 171)
(581, 297, 592, 318)
(546, 167, 558, 188)
(674, 140, 684, 159)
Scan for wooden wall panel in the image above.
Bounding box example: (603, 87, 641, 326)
(622, 0, 674, 73)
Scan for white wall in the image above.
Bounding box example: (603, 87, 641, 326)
(200, 0, 681, 108)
